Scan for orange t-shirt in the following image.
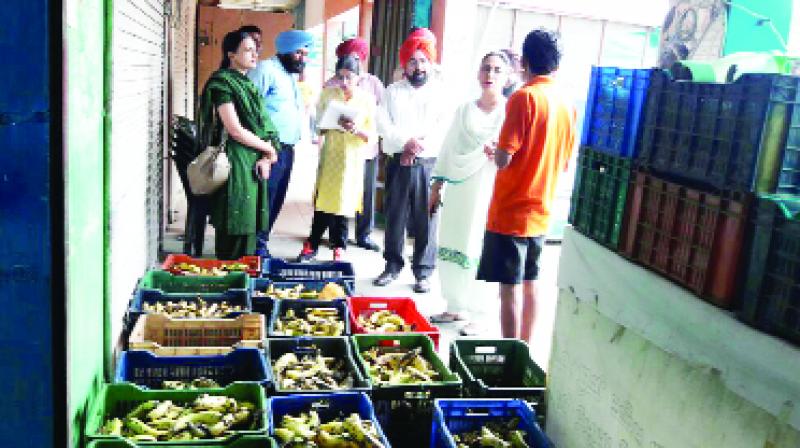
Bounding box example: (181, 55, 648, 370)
(486, 76, 576, 237)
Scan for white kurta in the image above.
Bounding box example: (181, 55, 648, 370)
(433, 100, 505, 316)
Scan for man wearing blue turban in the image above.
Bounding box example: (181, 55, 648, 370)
(247, 28, 313, 257)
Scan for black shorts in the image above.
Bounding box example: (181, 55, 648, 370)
(476, 230, 545, 284)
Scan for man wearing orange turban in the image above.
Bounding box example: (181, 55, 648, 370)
(374, 28, 451, 293)
(398, 30, 437, 69)
(323, 37, 386, 252)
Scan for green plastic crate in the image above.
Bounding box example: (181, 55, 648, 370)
(351, 334, 461, 394)
(449, 339, 546, 423)
(86, 434, 278, 447)
(138, 271, 249, 296)
(352, 334, 461, 447)
(85, 383, 267, 446)
(266, 336, 371, 395)
(740, 195, 800, 346)
(449, 338, 545, 397)
(637, 71, 800, 195)
(569, 146, 632, 249)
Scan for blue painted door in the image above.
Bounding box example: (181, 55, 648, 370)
(0, 0, 59, 445)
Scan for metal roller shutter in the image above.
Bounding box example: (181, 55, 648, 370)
(171, 0, 195, 119)
(109, 0, 167, 342)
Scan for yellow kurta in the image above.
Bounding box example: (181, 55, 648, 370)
(314, 87, 376, 217)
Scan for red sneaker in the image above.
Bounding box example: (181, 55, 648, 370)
(333, 247, 345, 261)
(296, 241, 317, 262)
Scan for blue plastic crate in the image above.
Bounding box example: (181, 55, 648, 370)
(251, 278, 353, 301)
(262, 258, 356, 291)
(126, 288, 252, 331)
(269, 298, 351, 337)
(250, 278, 352, 323)
(581, 66, 653, 158)
(115, 348, 271, 389)
(432, 399, 550, 448)
(268, 393, 391, 447)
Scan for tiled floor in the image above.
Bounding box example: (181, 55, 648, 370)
(164, 139, 562, 371)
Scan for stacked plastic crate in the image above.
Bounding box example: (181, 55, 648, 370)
(573, 66, 800, 347)
(631, 70, 800, 324)
(569, 67, 650, 250)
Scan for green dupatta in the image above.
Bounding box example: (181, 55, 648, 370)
(198, 68, 280, 235)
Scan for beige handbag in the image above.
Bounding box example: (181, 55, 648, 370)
(188, 120, 230, 195)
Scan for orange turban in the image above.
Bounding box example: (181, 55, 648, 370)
(398, 28, 437, 67)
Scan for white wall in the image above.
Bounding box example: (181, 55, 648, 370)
(549, 287, 800, 447)
(789, 0, 800, 54)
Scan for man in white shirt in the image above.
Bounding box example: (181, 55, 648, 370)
(374, 28, 450, 293)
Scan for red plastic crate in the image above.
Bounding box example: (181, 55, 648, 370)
(620, 171, 750, 308)
(347, 297, 441, 349)
(161, 254, 261, 278)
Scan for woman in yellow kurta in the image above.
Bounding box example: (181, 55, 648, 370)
(297, 55, 376, 261)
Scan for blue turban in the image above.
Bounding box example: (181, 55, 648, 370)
(275, 30, 313, 54)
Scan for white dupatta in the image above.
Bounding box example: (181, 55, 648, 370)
(432, 100, 506, 183)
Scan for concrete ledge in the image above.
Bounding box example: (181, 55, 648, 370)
(556, 226, 800, 431)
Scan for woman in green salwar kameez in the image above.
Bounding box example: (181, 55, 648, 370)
(196, 31, 280, 259)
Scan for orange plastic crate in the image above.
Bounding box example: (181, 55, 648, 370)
(620, 171, 750, 308)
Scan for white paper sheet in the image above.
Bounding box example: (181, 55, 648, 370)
(317, 100, 361, 131)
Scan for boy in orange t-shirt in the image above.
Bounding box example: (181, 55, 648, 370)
(476, 29, 576, 340)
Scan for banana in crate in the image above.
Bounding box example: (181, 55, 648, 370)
(255, 282, 346, 300)
(450, 418, 531, 448)
(357, 309, 413, 333)
(172, 262, 249, 276)
(361, 346, 440, 385)
(273, 351, 356, 391)
(143, 298, 243, 318)
(275, 410, 386, 448)
(99, 394, 256, 442)
(274, 307, 346, 337)
(161, 377, 221, 390)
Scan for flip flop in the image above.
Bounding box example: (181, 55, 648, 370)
(429, 312, 466, 323)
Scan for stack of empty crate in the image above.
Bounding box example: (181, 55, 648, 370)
(571, 65, 800, 346)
